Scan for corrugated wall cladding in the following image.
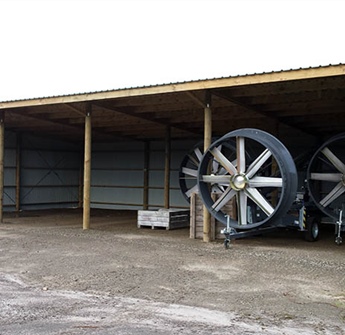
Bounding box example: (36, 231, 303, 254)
(18, 133, 81, 210)
(3, 132, 198, 212)
(4, 132, 17, 209)
(91, 148, 144, 209)
(91, 139, 196, 210)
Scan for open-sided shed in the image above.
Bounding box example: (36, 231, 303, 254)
(0, 64, 345, 238)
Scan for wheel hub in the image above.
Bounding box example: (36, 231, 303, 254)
(231, 174, 248, 191)
(342, 175, 345, 186)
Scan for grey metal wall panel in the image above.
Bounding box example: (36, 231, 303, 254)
(4, 188, 16, 207)
(5, 132, 17, 146)
(3, 133, 196, 212)
(171, 151, 187, 170)
(4, 164, 16, 184)
(92, 170, 143, 186)
(93, 141, 144, 152)
(170, 189, 188, 208)
(149, 141, 165, 151)
(148, 188, 165, 209)
(92, 151, 144, 169)
(149, 151, 165, 169)
(146, 186, 188, 209)
(91, 187, 142, 205)
(170, 170, 180, 188)
(20, 203, 78, 210)
(90, 139, 190, 210)
(4, 132, 18, 211)
(20, 187, 79, 204)
(4, 149, 16, 166)
(21, 150, 80, 169)
(91, 144, 145, 209)
(2, 130, 327, 213)
(148, 170, 164, 187)
(147, 170, 179, 188)
(21, 169, 79, 186)
(91, 203, 142, 210)
(170, 139, 199, 168)
(4, 163, 16, 209)
(18, 134, 81, 210)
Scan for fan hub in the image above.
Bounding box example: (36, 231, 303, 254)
(231, 174, 247, 191)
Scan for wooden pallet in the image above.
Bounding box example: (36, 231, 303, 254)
(190, 192, 235, 240)
(137, 209, 190, 230)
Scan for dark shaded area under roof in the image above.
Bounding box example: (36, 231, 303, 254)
(1, 64, 345, 144)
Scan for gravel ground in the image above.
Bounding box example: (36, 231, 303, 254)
(0, 209, 344, 334)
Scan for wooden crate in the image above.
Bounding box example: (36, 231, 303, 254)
(137, 209, 190, 230)
(190, 192, 235, 240)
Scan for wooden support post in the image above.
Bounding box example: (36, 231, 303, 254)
(15, 132, 21, 214)
(0, 113, 4, 223)
(164, 126, 171, 209)
(271, 121, 279, 207)
(143, 141, 150, 210)
(78, 153, 84, 209)
(83, 107, 92, 230)
(203, 93, 212, 242)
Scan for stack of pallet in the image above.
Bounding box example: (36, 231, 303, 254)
(137, 209, 190, 230)
(190, 192, 235, 240)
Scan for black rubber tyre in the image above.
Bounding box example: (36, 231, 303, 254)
(304, 216, 320, 242)
(335, 236, 343, 246)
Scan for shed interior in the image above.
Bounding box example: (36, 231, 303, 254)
(1, 64, 345, 222)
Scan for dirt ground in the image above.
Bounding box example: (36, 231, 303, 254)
(0, 208, 344, 334)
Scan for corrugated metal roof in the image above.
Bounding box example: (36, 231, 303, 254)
(1, 63, 345, 142)
(1, 63, 343, 104)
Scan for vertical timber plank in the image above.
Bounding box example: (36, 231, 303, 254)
(164, 126, 171, 209)
(143, 141, 150, 210)
(78, 153, 84, 209)
(190, 192, 196, 238)
(203, 92, 212, 242)
(83, 106, 92, 230)
(15, 132, 21, 214)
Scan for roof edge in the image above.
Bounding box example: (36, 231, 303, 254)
(1, 63, 344, 109)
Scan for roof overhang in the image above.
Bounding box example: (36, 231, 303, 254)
(1, 64, 344, 143)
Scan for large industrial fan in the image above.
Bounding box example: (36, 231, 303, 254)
(179, 128, 344, 246)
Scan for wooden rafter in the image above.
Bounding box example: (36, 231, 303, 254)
(93, 101, 201, 136)
(213, 91, 318, 137)
(1, 64, 344, 109)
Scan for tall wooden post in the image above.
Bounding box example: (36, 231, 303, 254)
(143, 141, 150, 210)
(78, 163, 83, 209)
(15, 132, 21, 214)
(271, 121, 279, 207)
(164, 126, 171, 209)
(0, 113, 4, 223)
(83, 106, 92, 230)
(203, 93, 212, 242)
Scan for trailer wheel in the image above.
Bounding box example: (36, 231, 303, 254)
(304, 216, 320, 242)
(335, 236, 342, 245)
(198, 129, 297, 229)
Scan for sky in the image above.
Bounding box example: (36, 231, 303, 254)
(0, 0, 344, 101)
